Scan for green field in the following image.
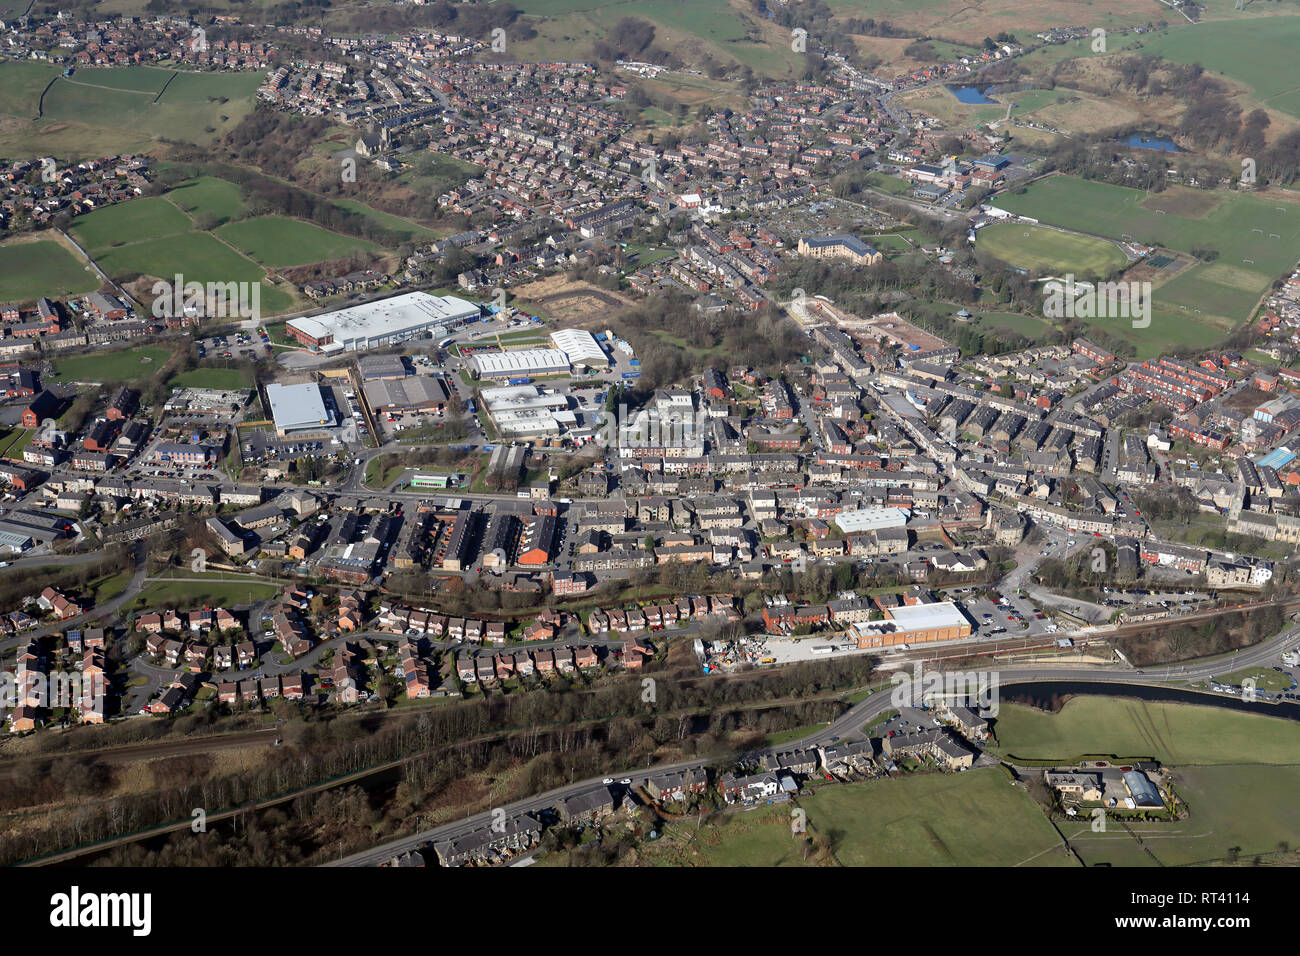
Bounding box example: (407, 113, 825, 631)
(977, 222, 1127, 277)
(133, 577, 281, 609)
(0, 428, 35, 461)
(639, 805, 818, 867)
(991, 696, 1300, 766)
(215, 216, 382, 268)
(0, 63, 264, 157)
(51, 345, 176, 384)
(1064, 764, 1300, 866)
(170, 367, 254, 390)
(638, 767, 1071, 866)
(866, 172, 913, 196)
(513, 0, 805, 76)
(798, 767, 1073, 866)
(93, 232, 294, 314)
(1138, 17, 1300, 119)
(331, 198, 442, 242)
(0, 239, 100, 301)
(995, 175, 1300, 347)
(70, 196, 193, 250)
(68, 184, 395, 314)
(166, 177, 246, 224)
(974, 310, 1055, 339)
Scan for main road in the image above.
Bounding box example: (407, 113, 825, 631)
(325, 617, 1300, 867)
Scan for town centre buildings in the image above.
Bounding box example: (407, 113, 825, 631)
(285, 292, 481, 352)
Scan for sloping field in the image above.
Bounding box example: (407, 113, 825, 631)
(798, 767, 1073, 866)
(167, 177, 245, 223)
(215, 216, 382, 268)
(1139, 16, 1300, 119)
(996, 176, 1300, 336)
(1064, 764, 1300, 866)
(70, 196, 192, 250)
(0, 238, 99, 301)
(0, 62, 262, 157)
(991, 697, 1300, 766)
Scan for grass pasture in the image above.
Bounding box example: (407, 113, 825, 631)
(0, 63, 264, 157)
(91, 231, 294, 314)
(973, 310, 1055, 340)
(1138, 16, 1300, 120)
(70, 196, 192, 251)
(977, 222, 1127, 277)
(798, 767, 1073, 866)
(50, 345, 175, 384)
(990, 696, 1300, 766)
(215, 216, 382, 269)
(512, 0, 806, 77)
(166, 176, 245, 224)
(331, 198, 443, 243)
(644, 805, 816, 867)
(1065, 764, 1300, 866)
(0, 238, 99, 301)
(994, 176, 1300, 346)
(43, 67, 263, 145)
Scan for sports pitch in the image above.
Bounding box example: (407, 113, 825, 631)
(977, 222, 1127, 277)
(995, 176, 1300, 344)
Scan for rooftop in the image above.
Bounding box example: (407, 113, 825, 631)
(266, 383, 330, 432)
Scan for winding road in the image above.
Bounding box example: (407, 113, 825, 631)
(324, 617, 1300, 867)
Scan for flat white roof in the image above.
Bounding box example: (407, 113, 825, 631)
(266, 383, 330, 431)
(474, 348, 570, 378)
(288, 292, 479, 348)
(884, 601, 967, 631)
(550, 328, 608, 366)
(834, 506, 910, 534)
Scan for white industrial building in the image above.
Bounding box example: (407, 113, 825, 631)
(266, 383, 331, 435)
(286, 292, 480, 353)
(473, 348, 571, 380)
(833, 506, 910, 534)
(549, 328, 609, 368)
(480, 385, 576, 438)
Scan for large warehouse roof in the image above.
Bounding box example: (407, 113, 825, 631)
(363, 376, 450, 410)
(480, 385, 575, 437)
(549, 328, 608, 367)
(885, 601, 967, 631)
(474, 348, 570, 379)
(266, 383, 330, 432)
(288, 292, 479, 350)
(834, 506, 910, 534)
